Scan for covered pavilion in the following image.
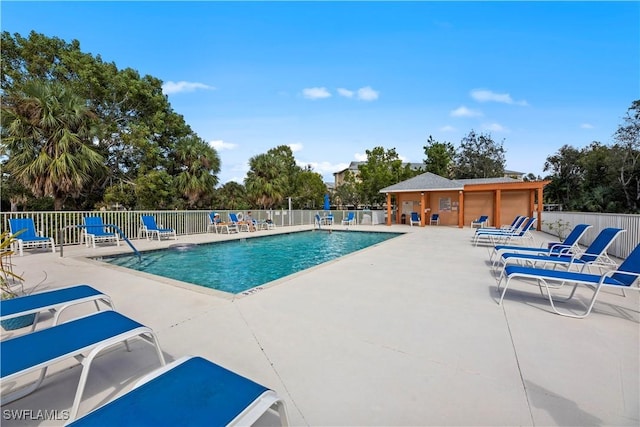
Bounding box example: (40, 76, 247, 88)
(380, 172, 550, 229)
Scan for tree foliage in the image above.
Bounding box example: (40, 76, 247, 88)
(612, 100, 640, 212)
(293, 167, 326, 209)
(212, 181, 249, 211)
(452, 130, 506, 179)
(423, 135, 455, 178)
(543, 100, 640, 213)
(333, 171, 360, 208)
(1, 31, 218, 210)
(357, 146, 421, 206)
(1, 80, 106, 210)
(245, 146, 296, 209)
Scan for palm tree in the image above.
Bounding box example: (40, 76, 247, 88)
(173, 135, 220, 207)
(2, 80, 105, 210)
(245, 153, 286, 209)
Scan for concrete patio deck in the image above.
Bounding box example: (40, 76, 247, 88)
(1, 224, 638, 426)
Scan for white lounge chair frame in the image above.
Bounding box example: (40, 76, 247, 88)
(0, 284, 114, 339)
(409, 212, 420, 227)
(1, 310, 166, 422)
(471, 215, 489, 228)
(139, 216, 177, 241)
(342, 212, 356, 226)
(8, 218, 56, 256)
(70, 356, 288, 426)
(82, 217, 120, 248)
(496, 263, 640, 318)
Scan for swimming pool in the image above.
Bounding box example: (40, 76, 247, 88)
(103, 230, 402, 294)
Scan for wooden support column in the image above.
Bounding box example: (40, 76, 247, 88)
(458, 190, 464, 228)
(529, 189, 535, 223)
(494, 190, 502, 227)
(386, 193, 392, 226)
(420, 192, 426, 226)
(537, 186, 544, 231)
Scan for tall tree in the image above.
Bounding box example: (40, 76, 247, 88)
(173, 136, 220, 208)
(1, 80, 105, 210)
(543, 145, 584, 210)
(579, 142, 619, 212)
(423, 135, 455, 178)
(357, 146, 418, 206)
(334, 170, 361, 208)
(292, 166, 326, 209)
(611, 100, 640, 213)
(245, 145, 301, 209)
(134, 170, 176, 210)
(2, 31, 211, 209)
(452, 130, 506, 179)
(212, 181, 249, 211)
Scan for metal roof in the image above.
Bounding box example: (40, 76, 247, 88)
(379, 174, 527, 193)
(456, 177, 520, 185)
(379, 172, 464, 193)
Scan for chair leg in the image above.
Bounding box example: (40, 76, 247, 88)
(0, 367, 50, 406)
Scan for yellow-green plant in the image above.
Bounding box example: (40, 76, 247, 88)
(1, 230, 25, 299)
(545, 219, 571, 240)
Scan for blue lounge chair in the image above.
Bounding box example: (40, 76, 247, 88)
(8, 218, 55, 256)
(410, 212, 421, 227)
(496, 243, 640, 318)
(430, 213, 440, 225)
(68, 356, 288, 426)
(490, 223, 592, 264)
(496, 227, 625, 274)
(471, 215, 489, 228)
(82, 217, 120, 248)
(208, 212, 238, 234)
(140, 215, 177, 241)
(474, 217, 536, 246)
(342, 212, 356, 226)
(475, 215, 524, 234)
(323, 213, 334, 226)
(0, 284, 113, 337)
(0, 310, 166, 421)
(229, 212, 250, 232)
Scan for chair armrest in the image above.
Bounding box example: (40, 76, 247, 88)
(600, 270, 640, 287)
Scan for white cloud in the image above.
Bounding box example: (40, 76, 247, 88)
(337, 88, 354, 98)
(439, 125, 457, 132)
(297, 160, 349, 177)
(226, 176, 245, 184)
(302, 87, 331, 100)
(162, 81, 214, 95)
(354, 152, 368, 161)
(357, 86, 379, 101)
(482, 122, 508, 132)
(470, 89, 528, 106)
(451, 106, 482, 117)
(288, 143, 303, 152)
(580, 123, 594, 129)
(209, 140, 237, 150)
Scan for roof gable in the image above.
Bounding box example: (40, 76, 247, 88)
(380, 172, 463, 193)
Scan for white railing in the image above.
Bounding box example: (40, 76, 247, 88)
(0, 209, 380, 247)
(540, 212, 640, 259)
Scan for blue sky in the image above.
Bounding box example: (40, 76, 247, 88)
(3, 1, 639, 185)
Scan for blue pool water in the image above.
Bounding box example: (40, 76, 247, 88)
(103, 230, 401, 294)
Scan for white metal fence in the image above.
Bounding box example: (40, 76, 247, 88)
(539, 211, 640, 259)
(0, 209, 386, 247)
(3, 209, 637, 258)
